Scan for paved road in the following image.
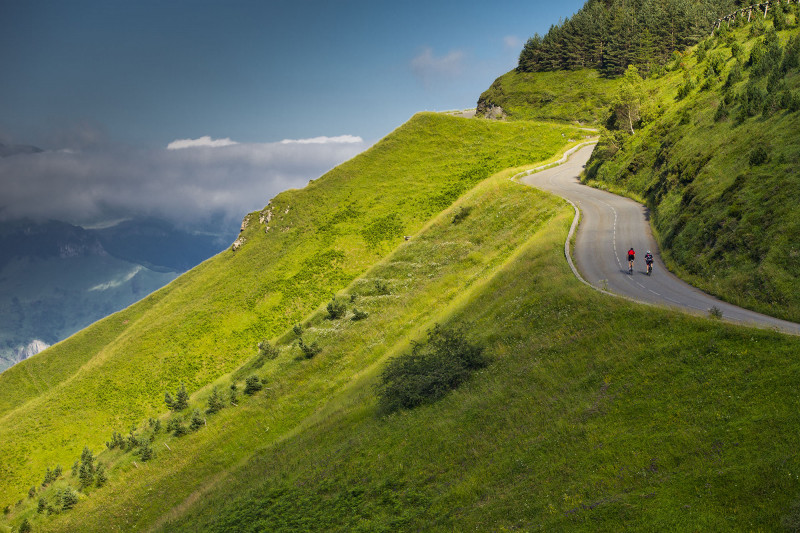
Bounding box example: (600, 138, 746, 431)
(520, 144, 800, 335)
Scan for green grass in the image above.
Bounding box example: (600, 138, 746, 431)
(477, 68, 621, 124)
(3, 60, 800, 528)
(5, 128, 800, 531)
(584, 23, 800, 322)
(37, 174, 800, 532)
(0, 114, 585, 519)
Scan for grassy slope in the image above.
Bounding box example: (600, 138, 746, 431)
(584, 23, 800, 322)
(33, 147, 576, 532)
(477, 68, 620, 124)
(0, 115, 584, 511)
(53, 170, 800, 531)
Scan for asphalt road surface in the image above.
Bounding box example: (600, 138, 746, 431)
(520, 144, 800, 336)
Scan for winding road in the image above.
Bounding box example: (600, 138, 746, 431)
(520, 143, 800, 335)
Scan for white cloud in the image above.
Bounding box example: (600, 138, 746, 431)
(0, 136, 369, 227)
(410, 47, 465, 86)
(280, 135, 364, 145)
(166, 135, 239, 150)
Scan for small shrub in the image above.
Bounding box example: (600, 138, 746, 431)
(189, 409, 205, 431)
(28, 486, 36, 499)
(173, 383, 189, 411)
(58, 487, 78, 510)
(229, 382, 238, 405)
(709, 306, 723, 319)
(749, 146, 769, 166)
(373, 279, 390, 295)
(37, 497, 46, 513)
(106, 431, 125, 449)
(292, 323, 303, 336)
(676, 71, 695, 100)
(95, 462, 107, 487)
(244, 375, 263, 395)
(257, 341, 280, 362)
(206, 386, 225, 414)
(298, 338, 321, 359)
(452, 205, 473, 224)
(18, 518, 31, 533)
(326, 297, 347, 319)
(351, 308, 369, 321)
(167, 417, 187, 437)
(376, 324, 487, 414)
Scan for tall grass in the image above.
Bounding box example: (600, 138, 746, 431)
(0, 114, 584, 515)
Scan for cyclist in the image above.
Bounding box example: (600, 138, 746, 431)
(645, 250, 654, 275)
(627, 247, 635, 273)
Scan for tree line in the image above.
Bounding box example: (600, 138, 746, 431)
(518, 0, 748, 77)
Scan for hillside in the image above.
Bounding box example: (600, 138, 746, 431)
(585, 16, 800, 321)
(3, 5, 800, 531)
(0, 115, 586, 529)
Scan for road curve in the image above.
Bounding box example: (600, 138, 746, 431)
(519, 144, 800, 336)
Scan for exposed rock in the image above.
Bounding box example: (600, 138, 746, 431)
(259, 206, 274, 225)
(475, 98, 505, 119)
(232, 237, 246, 252)
(15, 339, 49, 362)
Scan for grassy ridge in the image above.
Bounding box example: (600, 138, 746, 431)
(477, 69, 620, 124)
(137, 185, 797, 531)
(0, 115, 583, 509)
(584, 23, 800, 321)
(25, 146, 575, 531)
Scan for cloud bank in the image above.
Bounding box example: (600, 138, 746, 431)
(166, 136, 238, 150)
(0, 135, 369, 227)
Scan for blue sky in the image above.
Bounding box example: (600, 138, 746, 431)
(0, 0, 586, 227)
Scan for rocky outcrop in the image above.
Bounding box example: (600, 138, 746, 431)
(475, 99, 505, 119)
(15, 339, 50, 362)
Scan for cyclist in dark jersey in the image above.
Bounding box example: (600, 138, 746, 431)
(645, 250, 654, 274)
(627, 248, 635, 273)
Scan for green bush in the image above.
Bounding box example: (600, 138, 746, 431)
(167, 417, 187, 437)
(189, 409, 205, 431)
(376, 324, 487, 414)
(206, 386, 225, 414)
(749, 146, 769, 166)
(351, 308, 369, 321)
(452, 205, 473, 224)
(244, 376, 263, 395)
(58, 487, 78, 510)
(298, 338, 321, 359)
(255, 341, 280, 367)
(18, 517, 31, 533)
(373, 279, 389, 295)
(326, 298, 347, 319)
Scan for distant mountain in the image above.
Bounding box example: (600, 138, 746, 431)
(0, 217, 235, 371)
(94, 217, 232, 272)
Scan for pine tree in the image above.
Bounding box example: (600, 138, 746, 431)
(206, 386, 225, 414)
(78, 446, 95, 489)
(229, 382, 238, 405)
(164, 391, 175, 410)
(174, 383, 189, 411)
(95, 462, 108, 486)
(189, 409, 205, 431)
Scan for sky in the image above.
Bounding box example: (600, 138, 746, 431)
(0, 0, 586, 229)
